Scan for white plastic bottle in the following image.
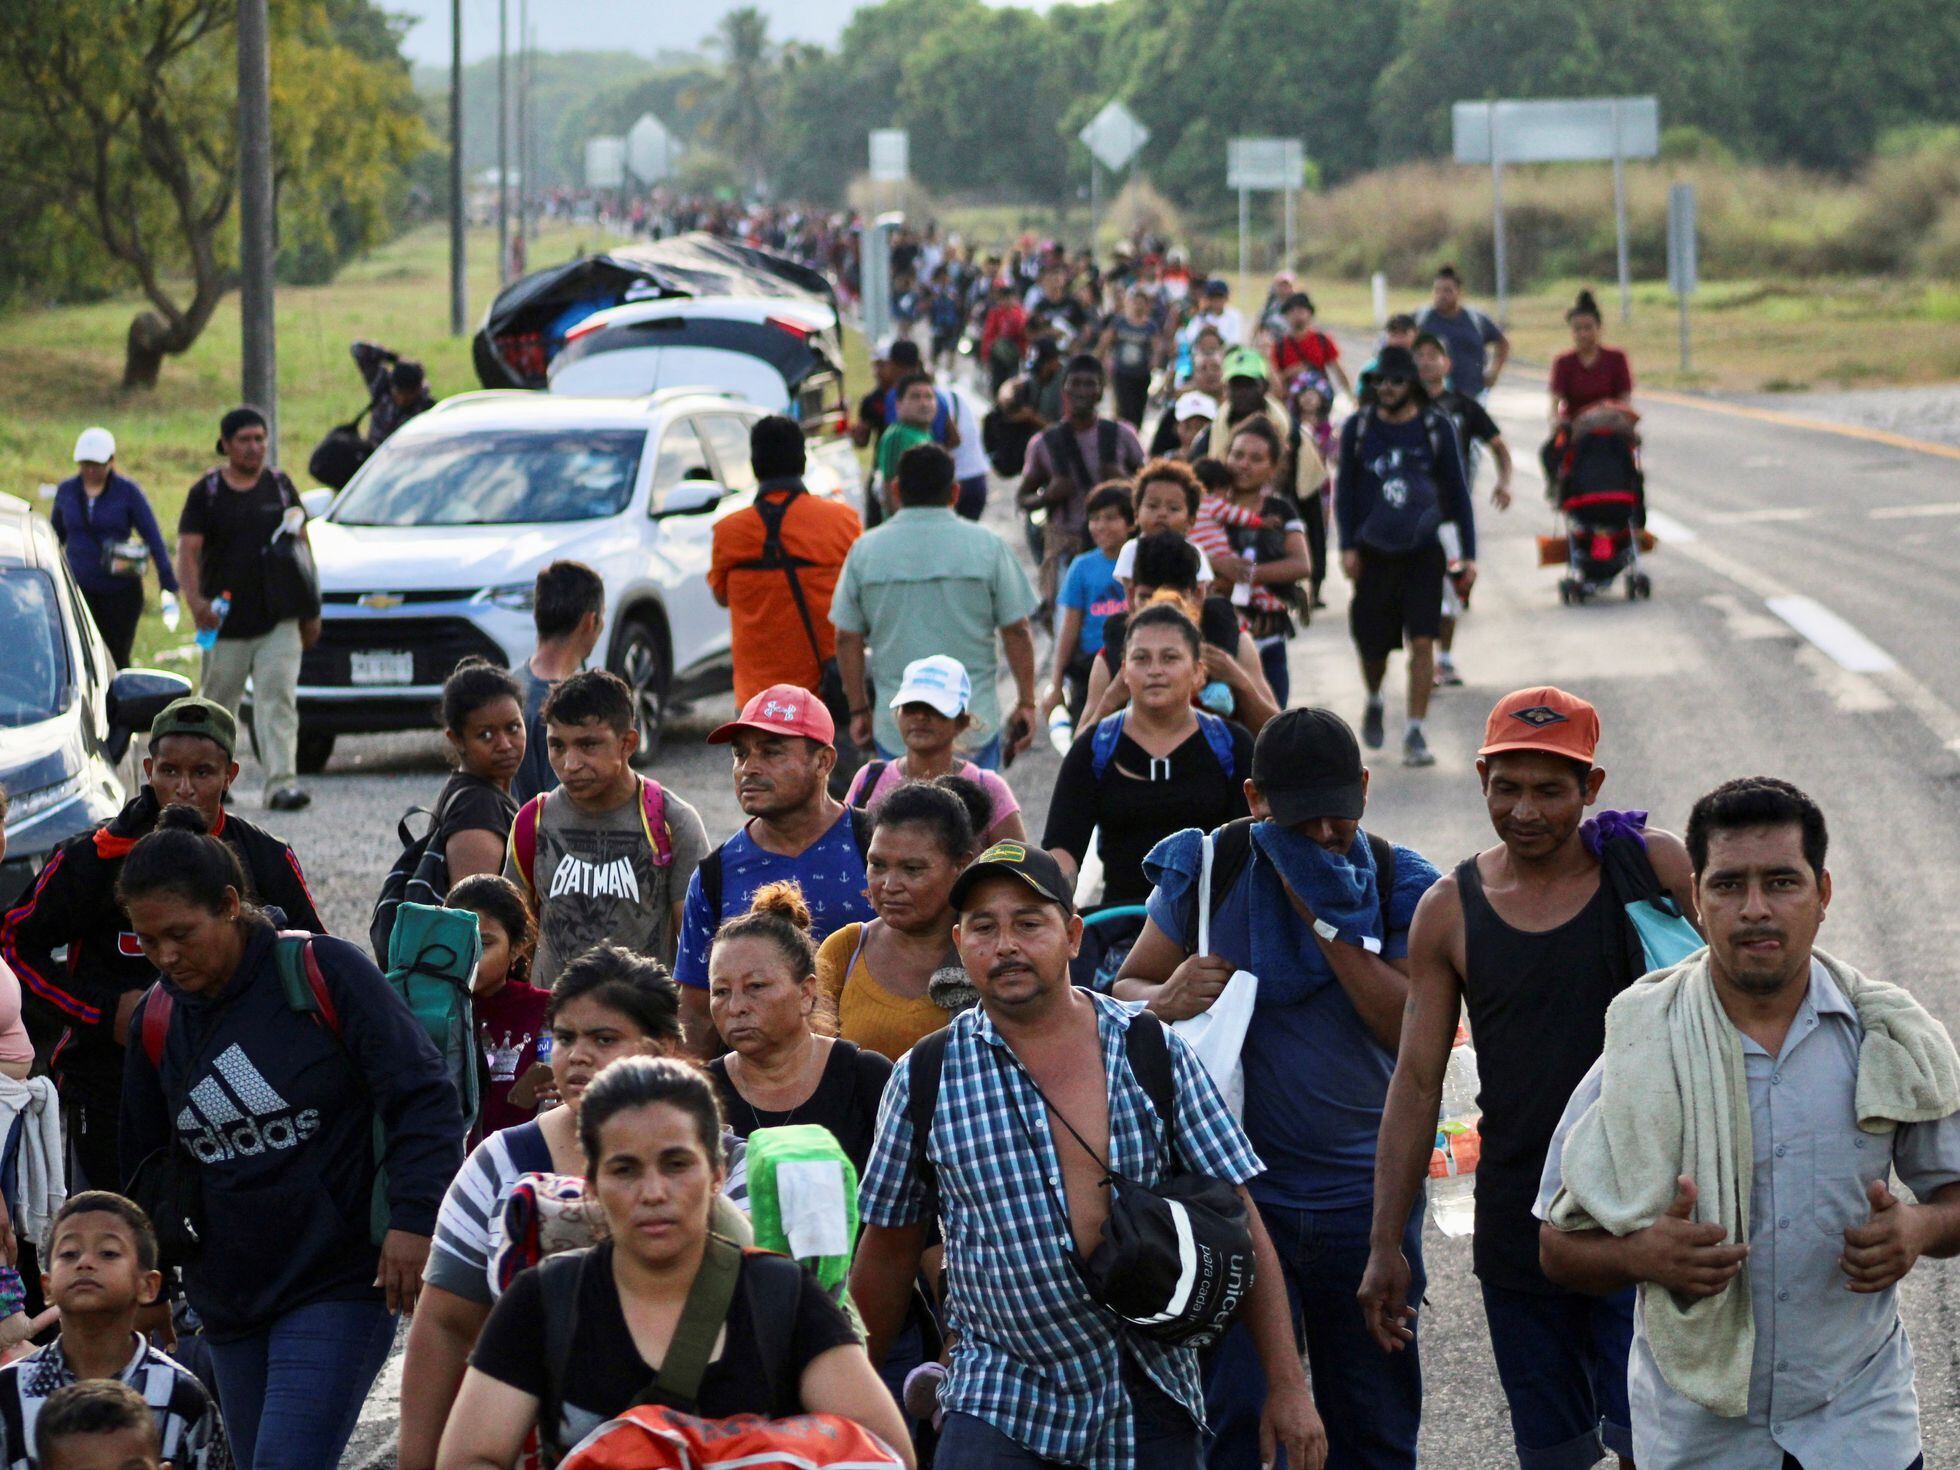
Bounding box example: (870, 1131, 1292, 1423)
(1429, 1023, 1482, 1238)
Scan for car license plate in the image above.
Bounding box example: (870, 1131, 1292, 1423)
(350, 650, 415, 686)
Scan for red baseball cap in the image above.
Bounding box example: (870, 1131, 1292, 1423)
(1478, 687, 1600, 764)
(707, 684, 835, 746)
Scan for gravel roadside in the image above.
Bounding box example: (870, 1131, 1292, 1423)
(1723, 382, 1960, 450)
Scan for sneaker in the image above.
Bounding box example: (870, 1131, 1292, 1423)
(1435, 662, 1464, 688)
(267, 786, 311, 812)
(1361, 702, 1385, 750)
(1403, 729, 1437, 767)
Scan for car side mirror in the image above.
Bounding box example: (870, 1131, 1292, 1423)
(105, 668, 194, 763)
(300, 488, 335, 519)
(656, 481, 726, 518)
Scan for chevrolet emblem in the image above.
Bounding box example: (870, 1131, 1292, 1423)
(358, 591, 406, 611)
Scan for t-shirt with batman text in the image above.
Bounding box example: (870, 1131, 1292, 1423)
(504, 782, 709, 988)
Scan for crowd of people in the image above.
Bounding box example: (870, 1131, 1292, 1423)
(0, 230, 1953, 1470)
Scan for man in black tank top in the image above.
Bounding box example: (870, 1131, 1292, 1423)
(1358, 687, 1698, 1470)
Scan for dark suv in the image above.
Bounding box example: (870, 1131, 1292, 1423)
(0, 493, 189, 907)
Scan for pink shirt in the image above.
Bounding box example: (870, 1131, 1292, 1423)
(844, 758, 1020, 836)
(0, 956, 35, 1068)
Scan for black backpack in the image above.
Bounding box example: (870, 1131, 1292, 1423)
(907, 1010, 1255, 1347)
(1041, 419, 1124, 492)
(368, 801, 449, 964)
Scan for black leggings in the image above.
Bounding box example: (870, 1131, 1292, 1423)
(1301, 492, 1328, 599)
(83, 581, 145, 667)
(1113, 373, 1150, 429)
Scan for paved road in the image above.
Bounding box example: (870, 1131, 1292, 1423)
(234, 376, 1960, 1467)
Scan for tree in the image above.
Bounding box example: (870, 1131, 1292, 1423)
(0, 0, 429, 387)
(896, 9, 1074, 201)
(706, 6, 776, 195)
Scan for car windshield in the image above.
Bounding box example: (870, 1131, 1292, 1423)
(331, 428, 646, 526)
(0, 567, 67, 728)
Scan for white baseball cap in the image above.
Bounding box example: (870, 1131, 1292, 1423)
(73, 427, 116, 463)
(1174, 392, 1218, 422)
(888, 655, 972, 719)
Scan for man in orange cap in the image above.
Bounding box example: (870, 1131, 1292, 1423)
(1359, 687, 1698, 1470)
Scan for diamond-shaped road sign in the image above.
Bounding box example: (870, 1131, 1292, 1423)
(1079, 101, 1149, 172)
(626, 114, 675, 184)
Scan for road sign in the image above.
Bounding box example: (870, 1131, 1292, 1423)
(626, 114, 675, 184)
(869, 129, 909, 183)
(584, 136, 626, 190)
(1451, 97, 1659, 165)
(1450, 97, 1659, 325)
(1080, 101, 1149, 172)
(1227, 137, 1305, 191)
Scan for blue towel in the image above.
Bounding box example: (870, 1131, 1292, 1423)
(1250, 821, 1385, 953)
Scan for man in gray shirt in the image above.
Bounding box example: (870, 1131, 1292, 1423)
(1537, 778, 1960, 1470)
(504, 669, 708, 985)
(1414, 264, 1507, 399)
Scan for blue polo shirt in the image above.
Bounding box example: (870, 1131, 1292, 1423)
(1145, 826, 1441, 1210)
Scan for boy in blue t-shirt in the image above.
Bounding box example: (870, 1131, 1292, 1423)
(1045, 484, 1134, 724)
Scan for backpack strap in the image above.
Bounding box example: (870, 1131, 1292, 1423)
(634, 1234, 744, 1411)
(1096, 418, 1121, 477)
(906, 1025, 954, 1211)
(698, 847, 724, 930)
(636, 777, 672, 868)
(737, 487, 827, 668)
(272, 934, 340, 1037)
(1175, 817, 1258, 958)
(848, 803, 874, 862)
(850, 761, 889, 810)
(139, 983, 174, 1070)
(1194, 711, 1236, 780)
(1041, 423, 1094, 491)
(1122, 1010, 1178, 1153)
(503, 1119, 554, 1176)
(509, 794, 547, 897)
(536, 1250, 588, 1467)
(739, 1251, 806, 1415)
(1366, 832, 1396, 943)
(1089, 711, 1126, 780)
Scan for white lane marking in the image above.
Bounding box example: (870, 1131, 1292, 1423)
(1765, 595, 1898, 672)
(1868, 501, 1960, 520)
(1702, 593, 1787, 642)
(1707, 507, 1818, 525)
(1641, 508, 1699, 543)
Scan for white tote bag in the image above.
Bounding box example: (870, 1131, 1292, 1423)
(1169, 830, 1258, 1118)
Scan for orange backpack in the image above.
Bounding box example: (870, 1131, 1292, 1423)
(557, 1406, 904, 1470)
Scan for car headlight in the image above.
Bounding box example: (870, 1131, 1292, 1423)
(472, 582, 536, 613)
(1, 771, 89, 832)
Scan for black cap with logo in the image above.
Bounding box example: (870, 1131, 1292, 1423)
(949, 840, 1076, 916)
(1251, 708, 1366, 824)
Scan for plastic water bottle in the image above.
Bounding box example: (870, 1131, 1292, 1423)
(194, 591, 231, 652)
(1047, 704, 1073, 755)
(160, 591, 180, 633)
(1429, 1023, 1482, 1238)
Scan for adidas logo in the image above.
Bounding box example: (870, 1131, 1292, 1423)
(177, 1044, 321, 1164)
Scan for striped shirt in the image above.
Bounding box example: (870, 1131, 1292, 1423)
(859, 993, 1264, 1468)
(0, 1335, 228, 1470)
(426, 1119, 750, 1305)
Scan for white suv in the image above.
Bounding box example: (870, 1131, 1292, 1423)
(295, 387, 846, 771)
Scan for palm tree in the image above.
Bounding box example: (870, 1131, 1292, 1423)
(707, 6, 775, 196)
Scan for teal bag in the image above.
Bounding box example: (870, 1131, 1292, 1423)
(1597, 828, 1703, 975)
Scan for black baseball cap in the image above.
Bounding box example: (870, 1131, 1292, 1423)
(1373, 345, 1420, 382)
(949, 840, 1075, 916)
(887, 339, 924, 367)
(1251, 708, 1366, 823)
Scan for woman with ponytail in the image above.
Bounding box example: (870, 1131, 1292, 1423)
(705, 882, 893, 1173)
(1549, 288, 1634, 426)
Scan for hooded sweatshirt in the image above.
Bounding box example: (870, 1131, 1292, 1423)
(0, 787, 322, 1112)
(119, 926, 463, 1341)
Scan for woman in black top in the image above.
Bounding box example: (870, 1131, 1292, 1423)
(706, 884, 894, 1174)
(435, 659, 526, 887)
(440, 1058, 911, 1469)
(1044, 604, 1254, 909)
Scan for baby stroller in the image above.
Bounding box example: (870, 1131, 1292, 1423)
(1551, 402, 1651, 603)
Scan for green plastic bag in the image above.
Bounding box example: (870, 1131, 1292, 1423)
(743, 1125, 860, 1304)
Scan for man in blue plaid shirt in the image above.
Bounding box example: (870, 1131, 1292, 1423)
(851, 842, 1325, 1469)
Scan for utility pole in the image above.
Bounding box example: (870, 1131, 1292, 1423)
(237, 0, 278, 459)
(448, 0, 465, 335)
(517, 0, 530, 266)
(496, 0, 509, 285)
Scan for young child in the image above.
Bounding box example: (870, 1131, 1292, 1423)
(1, 1194, 227, 1470)
(1046, 484, 1134, 724)
(873, 373, 941, 513)
(34, 1381, 164, 1470)
(445, 874, 548, 1140)
(1186, 455, 1280, 574)
(1116, 458, 1213, 592)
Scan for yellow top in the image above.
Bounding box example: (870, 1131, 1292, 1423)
(815, 922, 951, 1064)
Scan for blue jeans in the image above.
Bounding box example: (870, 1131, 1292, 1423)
(1204, 1198, 1424, 1470)
(206, 1298, 396, 1470)
(956, 475, 989, 521)
(937, 1356, 1199, 1468)
(1479, 1281, 1635, 1470)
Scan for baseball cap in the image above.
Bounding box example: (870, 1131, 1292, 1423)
(1250, 708, 1365, 823)
(1203, 277, 1230, 297)
(888, 655, 971, 719)
(949, 839, 1075, 916)
(1373, 345, 1420, 382)
(1222, 345, 1269, 383)
(148, 697, 237, 758)
(1478, 687, 1600, 764)
(888, 339, 924, 368)
(707, 683, 835, 747)
(872, 334, 899, 360)
(1174, 391, 1218, 422)
(72, 427, 116, 464)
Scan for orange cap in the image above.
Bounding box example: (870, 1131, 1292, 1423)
(1478, 686, 1600, 764)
